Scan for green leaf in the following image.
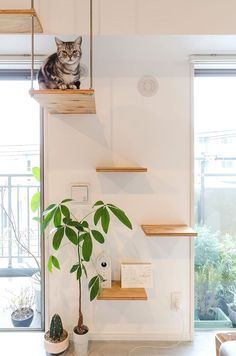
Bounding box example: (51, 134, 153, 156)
(65, 227, 78, 245)
(81, 221, 89, 228)
(76, 266, 82, 280)
(94, 207, 104, 226)
(52, 227, 64, 250)
(43, 204, 57, 216)
(89, 275, 100, 301)
(52, 256, 60, 270)
(48, 255, 60, 271)
(53, 207, 62, 227)
(92, 200, 104, 208)
(88, 275, 97, 289)
(32, 166, 40, 182)
(82, 233, 92, 261)
(31, 192, 40, 212)
(70, 263, 79, 273)
(41, 209, 56, 232)
(91, 230, 105, 244)
(61, 205, 70, 218)
(61, 198, 73, 204)
(66, 220, 84, 231)
(108, 206, 132, 230)
(33, 217, 40, 222)
(82, 264, 88, 278)
(101, 208, 110, 233)
(78, 233, 88, 243)
(47, 256, 53, 272)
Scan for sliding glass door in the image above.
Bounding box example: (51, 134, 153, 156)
(0, 71, 43, 329)
(194, 66, 236, 329)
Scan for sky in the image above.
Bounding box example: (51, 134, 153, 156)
(194, 76, 236, 134)
(0, 80, 40, 146)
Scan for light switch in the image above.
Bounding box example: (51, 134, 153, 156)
(71, 184, 89, 204)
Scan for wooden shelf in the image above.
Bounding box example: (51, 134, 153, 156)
(141, 224, 197, 237)
(0, 9, 43, 33)
(97, 280, 147, 300)
(30, 89, 96, 114)
(96, 167, 147, 173)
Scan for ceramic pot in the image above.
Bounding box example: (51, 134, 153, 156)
(11, 308, 34, 327)
(44, 330, 69, 355)
(73, 326, 89, 356)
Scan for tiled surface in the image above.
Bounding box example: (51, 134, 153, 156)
(0, 331, 217, 356)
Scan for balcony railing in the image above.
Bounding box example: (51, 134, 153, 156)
(0, 174, 40, 275)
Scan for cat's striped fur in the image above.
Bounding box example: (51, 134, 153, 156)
(38, 37, 82, 90)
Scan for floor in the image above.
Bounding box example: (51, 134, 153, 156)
(0, 331, 217, 356)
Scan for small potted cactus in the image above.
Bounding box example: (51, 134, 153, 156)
(44, 314, 69, 355)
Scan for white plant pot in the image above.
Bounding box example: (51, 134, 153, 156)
(73, 328, 89, 356)
(44, 331, 69, 355)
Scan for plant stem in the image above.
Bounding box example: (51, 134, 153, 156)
(77, 243, 83, 332)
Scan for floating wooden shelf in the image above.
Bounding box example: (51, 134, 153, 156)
(96, 167, 147, 173)
(0, 9, 43, 33)
(141, 224, 197, 237)
(30, 89, 96, 114)
(97, 280, 147, 301)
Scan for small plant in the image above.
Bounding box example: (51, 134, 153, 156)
(50, 314, 64, 341)
(8, 286, 35, 315)
(44, 314, 69, 354)
(7, 286, 35, 327)
(42, 199, 132, 336)
(195, 225, 236, 321)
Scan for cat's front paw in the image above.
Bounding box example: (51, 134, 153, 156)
(58, 83, 67, 90)
(68, 84, 77, 90)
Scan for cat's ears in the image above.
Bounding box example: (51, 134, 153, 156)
(75, 36, 82, 46)
(55, 36, 82, 46)
(55, 37, 64, 46)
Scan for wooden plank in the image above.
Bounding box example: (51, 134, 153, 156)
(141, 224, 197, 237)
(96, 167, 147, 172)
(97, 280, 147, 300)
(0, 9, 43, 33)
(30, 89, 96, 114)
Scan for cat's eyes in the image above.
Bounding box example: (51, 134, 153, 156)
(73, 50, 78, 55)
(62, 50, 67, 55)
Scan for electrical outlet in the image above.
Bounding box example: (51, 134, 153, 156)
(171, 292, 182, 311)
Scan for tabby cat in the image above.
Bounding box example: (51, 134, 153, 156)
(38, 37, 82, 90)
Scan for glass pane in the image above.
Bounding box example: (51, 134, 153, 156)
(0, 79, 42, 329)
(194, 74, 236, 329)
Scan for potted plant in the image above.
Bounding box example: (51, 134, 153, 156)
(44, 314, 69, 355)
(9, 286, 35, 327)
(42, 199, 132, 355)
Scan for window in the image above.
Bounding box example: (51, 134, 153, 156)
(0, 67, 43, 330)
(194, 64, 236, 329)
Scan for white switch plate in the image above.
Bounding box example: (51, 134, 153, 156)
(71, 183, 89, 204)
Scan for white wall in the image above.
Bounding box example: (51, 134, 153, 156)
(44, 36, 193, 340)
(41, 35, 236, 340)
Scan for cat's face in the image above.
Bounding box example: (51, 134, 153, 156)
(55, 37, 82, 65)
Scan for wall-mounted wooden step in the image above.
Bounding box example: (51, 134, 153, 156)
(0, 9, 43, 33)
(141, 224, 197, 237)
(97, 280, 147, 300)
(96, 167, 147, 173)
(30, 89, 96, 114)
